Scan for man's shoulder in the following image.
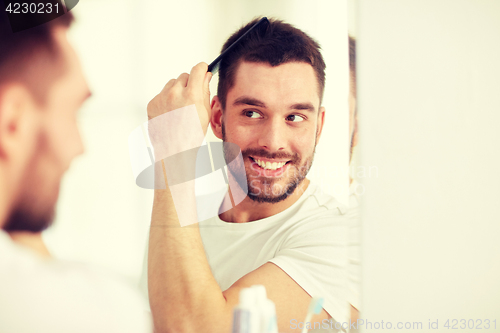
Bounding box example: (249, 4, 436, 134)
(296, 181, 349, 217)
(274, 182, 351, 238)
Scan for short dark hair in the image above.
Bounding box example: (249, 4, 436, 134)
(0, 9, 74, 105)
(217, 17, 326, 109)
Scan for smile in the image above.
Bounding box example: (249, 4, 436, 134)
(250, 157, 290, 171)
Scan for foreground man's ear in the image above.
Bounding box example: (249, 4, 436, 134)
(0, 84, 40, 191)
(210, 95, 224, 140)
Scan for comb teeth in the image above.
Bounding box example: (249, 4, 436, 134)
(208, 61, 220, 75)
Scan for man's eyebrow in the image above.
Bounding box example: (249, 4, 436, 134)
(233, 97, 316, 113)
(290, 103, 316, 113)
(233, 96, 266, 108)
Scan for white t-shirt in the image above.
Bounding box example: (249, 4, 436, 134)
(346, 182, 361, 311)
(140, 181, 350, 325)
(0, 231, 152, 333)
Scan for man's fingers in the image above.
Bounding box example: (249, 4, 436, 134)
(176, 73, 190, 87)
(204, 72, 212, 97)
(187, 62, 209, 90)
(204, 71, 212, 87)
(160, 79, 176, 93)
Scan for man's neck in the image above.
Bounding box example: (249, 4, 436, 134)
(0, 176, 11, 230)
(219, 178, 310, 223)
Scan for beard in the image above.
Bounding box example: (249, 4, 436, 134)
(3, 203, 55, 233)
(222, 121, 316, 204)
(3, 131, 57, 233)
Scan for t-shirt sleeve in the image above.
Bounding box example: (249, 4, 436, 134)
(346, 204, 361, 311)
(268, 211, 349, 325)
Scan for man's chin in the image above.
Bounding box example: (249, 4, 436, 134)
(247, 190, 291, 204)
(3, 206, 55, 233)
(246, 178, 303, 204)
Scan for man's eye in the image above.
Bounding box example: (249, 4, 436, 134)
(244, 111, 261, 118)
(286, 114, 305, 122)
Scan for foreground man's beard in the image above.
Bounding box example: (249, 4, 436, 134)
(3, 203, 55, 233)
(3, 130, 57, 232)
(222, 122, 315, 204)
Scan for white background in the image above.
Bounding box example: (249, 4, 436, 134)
(358, 0, 500, 331)
(43, 0, 349, 285)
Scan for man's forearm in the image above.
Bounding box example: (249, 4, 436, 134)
(148, 163, 232, 333)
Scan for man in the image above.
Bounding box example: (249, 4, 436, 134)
(347, 35, 361, 327)
(143, 18, 350, 332)
(349, 35, 358, 167)
(0, 7, 151, 333)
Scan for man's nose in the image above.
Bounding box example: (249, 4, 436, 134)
(257, 117, 287, 152)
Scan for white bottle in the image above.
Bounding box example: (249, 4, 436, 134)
(252, 285, 279, 333)
(232, 287, 261, 333)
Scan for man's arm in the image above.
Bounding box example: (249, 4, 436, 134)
(147, 63, 330, 333)
(148, 185, 329, 333)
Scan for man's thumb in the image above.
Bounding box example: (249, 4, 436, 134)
(204, 72, 212, 94)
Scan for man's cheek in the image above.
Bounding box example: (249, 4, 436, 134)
(306, 136, 318, 149)
(42, 129, 67, 168)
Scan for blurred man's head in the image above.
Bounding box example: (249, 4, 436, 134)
(210, 18, 326, 203)
(348, 35, 358, 162)
(0, 12, 90, 232)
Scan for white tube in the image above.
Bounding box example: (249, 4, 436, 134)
(232, 288, 260, 333)
(252, 285, 278, 333)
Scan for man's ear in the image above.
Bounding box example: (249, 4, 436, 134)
(315, 106, 326, 143)
(0, 84, 39, 160)
(210, 95, 223, 140)
(351, 113, 359, 148)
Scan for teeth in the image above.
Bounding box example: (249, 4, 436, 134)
(254, 158, 286, 170)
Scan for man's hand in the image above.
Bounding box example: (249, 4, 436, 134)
(146, 62, 212, 134)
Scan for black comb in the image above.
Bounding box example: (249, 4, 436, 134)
(207, 17, 269, 74)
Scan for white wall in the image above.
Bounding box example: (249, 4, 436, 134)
(358, 0, 500, 331)
(43, 0, 349, 284)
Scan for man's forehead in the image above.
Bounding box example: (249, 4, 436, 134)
(228, 61, 321, 107)
(49, 27, 90, 106)
(233, 60, 316, 77)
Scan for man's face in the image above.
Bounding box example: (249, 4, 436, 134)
(4, 27, 89, 232)
(349, 71, 357, 162)
(217, 61, 324, 203)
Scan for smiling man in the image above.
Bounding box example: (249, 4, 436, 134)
(144, 18, 349, 333)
